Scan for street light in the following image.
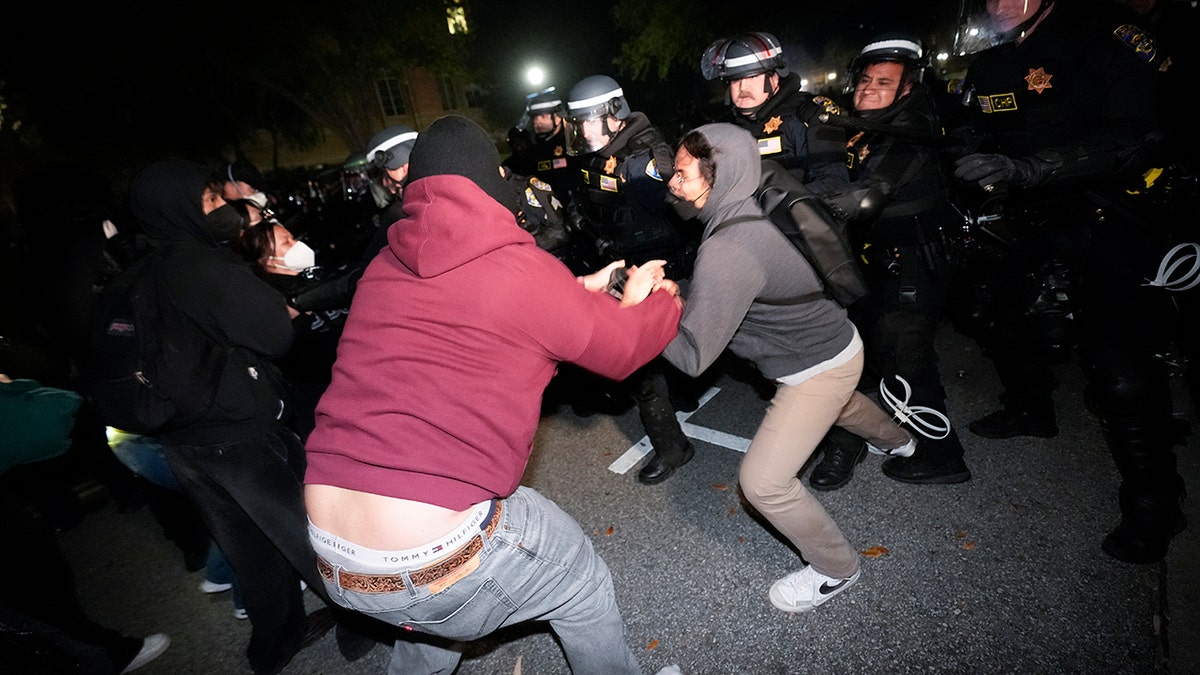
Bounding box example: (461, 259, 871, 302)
(526, 66, 545, 87)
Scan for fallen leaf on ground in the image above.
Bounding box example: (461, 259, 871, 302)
(711, 484, 729, 491)
(647, 639, 659, 650)
(860, 545, 890, 558)
(962, 541, 976, 550)
(605, 526, 614, 536)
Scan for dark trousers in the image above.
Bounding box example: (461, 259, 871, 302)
(631, 359, 690, 464)
(164, 426, 322, 673)
(0, 484, 142, 674)
(853, 239, 965, 464)
(969, 203, 1184, 527)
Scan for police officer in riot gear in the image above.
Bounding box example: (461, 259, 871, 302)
(951, 0, 1186, 564)
(366, 124, 420, 228)
(562, 74, 696, 485)
(701, 32, 848, 192)
(807, 33, 973, 490)
(503, 87, 579, 197)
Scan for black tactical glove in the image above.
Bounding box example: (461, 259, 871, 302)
(953, 153, 1041, 189)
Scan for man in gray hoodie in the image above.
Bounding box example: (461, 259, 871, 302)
(662, 123, 913, 612)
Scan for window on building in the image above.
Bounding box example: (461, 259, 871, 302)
(446, 0, 468, 35)
(438, 77, 463, 110)
(376, 76, 408, 117)
(464, 84, 486, 108)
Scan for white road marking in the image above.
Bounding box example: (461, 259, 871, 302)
(607, 386, 754, 474)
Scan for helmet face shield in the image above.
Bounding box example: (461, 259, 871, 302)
(565, 75, 628, 155)
(846, 33, 926, 96)
(564, 115, 609, 156)
(953, 0, 1049, 56)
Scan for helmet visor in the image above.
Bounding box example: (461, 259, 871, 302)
(953, 0, 1048, 56)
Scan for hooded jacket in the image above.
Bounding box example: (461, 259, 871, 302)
(304, 173, 681, 510)
(661, 124, 854, 380)
(129, 160, 295, 444)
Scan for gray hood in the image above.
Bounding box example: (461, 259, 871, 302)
(694, 123, 764, 236)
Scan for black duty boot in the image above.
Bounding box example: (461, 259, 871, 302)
(1097, 395, 1187, 564)
(1102, 516, 1187, 564)
(809, 441, 866, 492)
(968, 408, 1058, 439)
(637, 442, 695, 485)
(882, 453, 971, 484)
(1100, 477, 1188, 564)
(881, 426, 972, 485)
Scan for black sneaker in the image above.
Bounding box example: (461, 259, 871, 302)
(808, 443, 866, 492)
(968, 409, 1058, 439)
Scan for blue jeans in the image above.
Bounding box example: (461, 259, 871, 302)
(311, 486, 643, 675)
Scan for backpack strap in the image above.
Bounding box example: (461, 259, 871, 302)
(707, 214, 826, 305)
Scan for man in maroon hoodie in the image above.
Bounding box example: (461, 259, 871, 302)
(304, 115, 682, 675)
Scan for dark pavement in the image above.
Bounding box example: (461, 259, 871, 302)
(60, 321, 1198, 674)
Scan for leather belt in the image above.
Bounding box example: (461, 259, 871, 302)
(317, 500, 502, 595)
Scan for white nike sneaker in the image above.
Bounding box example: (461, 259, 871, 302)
(769, 565, 861, 612)
(866, 437, 916, 458)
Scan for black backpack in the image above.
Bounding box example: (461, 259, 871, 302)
(84, 253, 225, 434)
(753, 157, 868, 305)
(752, 160, 870, 307)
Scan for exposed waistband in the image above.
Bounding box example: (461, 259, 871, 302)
(308, 498, 494, 572)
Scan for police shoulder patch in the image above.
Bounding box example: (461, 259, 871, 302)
(1113, 23, 1157, 62)
(530, 177, 552, 191)
(813, 96, 841, 117)
(645, 158, 663, 181)
(524, 186, 542, 208)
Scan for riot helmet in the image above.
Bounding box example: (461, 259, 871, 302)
(366, 125, 419, 171)
(847, 32, 926, 102)
(953, 0, 1054, 56)
(565, 75, 629, 155)
(700, 32, 789, 82)
(516, 87, 565, 138)
(525, 87, 564, 117)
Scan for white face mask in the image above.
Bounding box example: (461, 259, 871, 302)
(271, 240, 316, 272)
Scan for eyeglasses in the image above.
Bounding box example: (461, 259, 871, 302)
(670, 172, 704, 185)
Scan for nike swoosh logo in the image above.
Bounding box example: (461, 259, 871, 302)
(818, 579, 849, 595)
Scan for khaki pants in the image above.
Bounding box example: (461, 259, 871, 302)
(740, 347, 910, 579)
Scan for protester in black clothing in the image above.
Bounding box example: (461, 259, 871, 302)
(701, 31, 849, 192)
(125, 160, 370, 673)
(808, 33, 972, 490)
(563, 75, 696, 485)
(949, 0, 1185, 564)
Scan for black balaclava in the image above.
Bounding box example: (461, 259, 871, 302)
(406, 115, 520, 216)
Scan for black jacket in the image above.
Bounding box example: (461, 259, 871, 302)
(129, 160, 294, 444)
(728, 72, 849, 192)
